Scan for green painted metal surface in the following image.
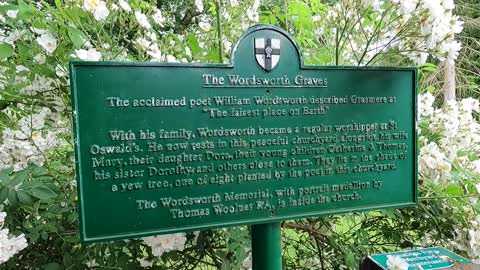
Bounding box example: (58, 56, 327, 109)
(70, 25, 418, 243)
(251, 223, 282, 270)
(368, 247, 471, 269)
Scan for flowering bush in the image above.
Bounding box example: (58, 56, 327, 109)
(263, 0, 463, 66)
(0, 0, 478, 269)
(417, 92, 480, 263)
(0, 211, 27, 264)
(279, 90, 480, 268)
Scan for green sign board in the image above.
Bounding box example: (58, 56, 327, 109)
(70, 25, 417, 243)
(368, 247, 471, 269)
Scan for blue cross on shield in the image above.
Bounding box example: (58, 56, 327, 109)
(255, 38, 280, 72)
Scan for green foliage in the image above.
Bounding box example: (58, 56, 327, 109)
(0, 44, 13, 60)
(456, 0, 480, 98)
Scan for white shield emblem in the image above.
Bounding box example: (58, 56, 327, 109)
(255, 38, 280, 72)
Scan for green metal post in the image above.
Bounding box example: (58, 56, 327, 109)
(251, 223, 282, 270)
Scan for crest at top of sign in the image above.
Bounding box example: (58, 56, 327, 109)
(254, 37, 280, 72)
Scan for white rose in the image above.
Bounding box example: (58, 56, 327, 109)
(55, 65, 67, 77)
(199, 22, 211, 32)
(75, 48, 102, 61)
(118, 0, 131, 12)
(137, 258, 153, 268)
(36, 32, 57, 54)
(93, 1, 109, 21)
(152, 9, 166, 27)
(223, 39, 232, 54)
(0, 212, 6, 223)
(185, 46, 192, 58)
(166, 54, 177, 62)
(135, 11, 152, 29)
(135, 37, 151, 50)
(6, 10, 18, 19)
(195, 0, 203, 12)
(147, 44, 162, 61)
(83, 0, 100, 12)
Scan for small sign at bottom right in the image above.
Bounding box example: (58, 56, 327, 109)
(369, 247, 471, 269)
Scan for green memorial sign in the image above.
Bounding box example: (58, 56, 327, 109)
(368, 247, 471, 269)
(70, 25, 417, 243)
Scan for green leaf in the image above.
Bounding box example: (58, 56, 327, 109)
(54, 0, 65, 14)
(106, 254, 116, 266)
(117, 254, 129, 266)
(67, 213, 77, 223)
(0, 188, 8, 203)
(420, 62, 437, 72)
(206, 49, 220, 62)
(220, 261, 230, 270)
(7, 188, 18, 205)
(63, 253, 72, 267)
(0, 43, 14, 60)
(0, 168, 13, 184)
(124, 262, 138, 270)
(63, 236, 77, 243)
(424, 86, 435, 93)
(16, 42, 31, 62)
(186, 33, 201, 56)
(11, 168, 30, 186)
(345, 251, 355, 267)
(0, 112, 10, 125)
(31, 165, 47, 177)
(445, 184, 463, 196)
(422, 66, 437, 72)
(114, 241, 127, 248)
(17, 0, 36, 20)
(19, 180, 42, 190)
(0, 4, 17, 12)
(381, 209, 396, 219)
(43, 262, 64, 270)
(30, 186, 57, 200)
(67, 26, 87, 48)
(17, 190, 33, 205)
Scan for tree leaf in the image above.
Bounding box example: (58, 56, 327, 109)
(16, 41, 31, 62)
(206, 49, 220, 62)
(0, 188, 8, 203)
(124, 262, 138, 270)
(420, 62, 437, 72)
(17, 0, 36, 20)
(425, 86, 435, 93)
(67, 26, 87, 48)
(63, 253, 72, 267)
(445, 184, 463, 196)
(186, 33, 201, 56)
(43, 262, 64, 270)
(29, 186, 57, 200)
(7, 188, 18, 205)
(11, 167, 30, 186)
(19, 180, 42, 190)
(0, 168, 13, 184)
(0, 43, 14, 60)
(0, 4, 17, 12)
(117, 254, 129, 266)
(17, 190, 34, 205)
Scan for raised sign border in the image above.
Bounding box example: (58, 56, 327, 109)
(70, 25, 418, 243)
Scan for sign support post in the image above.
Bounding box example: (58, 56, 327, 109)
(251, 223, 282, 270)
